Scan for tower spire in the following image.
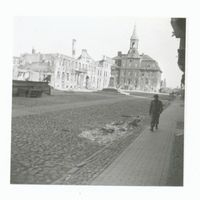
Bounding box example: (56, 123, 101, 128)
(131, 23, 138, 40)
(72, 39, 76, 58)
(128, 23, 139, 56)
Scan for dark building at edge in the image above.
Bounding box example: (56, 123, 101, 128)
(171, 18, 186, 88)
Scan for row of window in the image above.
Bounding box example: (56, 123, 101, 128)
(116, 59, 152, 69)
(97, 70, 109, 77)
(57, 72, 70, 81)
(120, 71, 156, 76)
(59, 59, 101, 74)
(122, 63, 138, 67)
(59, 58, 113, 75)
(56, 71, 109, 86)
(120, 77, 153, 84)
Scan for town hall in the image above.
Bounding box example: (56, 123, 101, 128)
(113, 25, 162, 92)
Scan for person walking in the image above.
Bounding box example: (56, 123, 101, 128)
(149, 94, 163, 131)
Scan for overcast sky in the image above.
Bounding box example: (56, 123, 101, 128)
(14, 16, 182, 88)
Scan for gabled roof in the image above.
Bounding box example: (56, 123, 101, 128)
(113, 52, 134, 60)
(140, 58, 162, 72)
(140, 54, 154, 60)
(77, 49, 94, 62)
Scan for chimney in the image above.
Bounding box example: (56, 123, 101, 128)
(72, 39, 76, 57)
(118, 51, 122, 56)
(82, 49, 87, 53)
(32, 48, 36, 54)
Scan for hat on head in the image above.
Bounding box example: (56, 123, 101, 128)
(154, 94, 159, 98)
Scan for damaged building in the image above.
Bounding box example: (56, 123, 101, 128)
(113, 25, 162, 92)
(13, 46, 112, 91)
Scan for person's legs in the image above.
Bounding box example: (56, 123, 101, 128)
(155, 114, 160, 129)
(150, 115, 156, 131)
(150, 123, 154, 131)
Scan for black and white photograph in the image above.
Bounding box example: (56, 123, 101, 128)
(11, 16, 185, 186)
(2, 0, 200, 199)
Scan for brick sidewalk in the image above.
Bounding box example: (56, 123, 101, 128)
(92, 99, 184, 186)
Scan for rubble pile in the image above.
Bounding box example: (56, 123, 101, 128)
(79, 116, 144, 145)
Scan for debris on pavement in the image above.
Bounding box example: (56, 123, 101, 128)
(79, 116, 144, 145)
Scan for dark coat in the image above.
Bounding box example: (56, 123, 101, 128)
(149, 99, 163, 116)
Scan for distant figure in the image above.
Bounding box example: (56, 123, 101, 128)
(149, 94, 163, 131)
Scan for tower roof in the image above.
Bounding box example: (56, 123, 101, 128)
(131, 24, 138, 40)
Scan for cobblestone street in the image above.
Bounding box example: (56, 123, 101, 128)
(11, 92, 164, 184)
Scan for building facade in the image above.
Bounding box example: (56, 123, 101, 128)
(113, 25, 162, 92)
(13, 48, 112, 91)
(171, 18, 186, 88)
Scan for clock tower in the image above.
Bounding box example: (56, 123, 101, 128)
(128, 24, 139, 56)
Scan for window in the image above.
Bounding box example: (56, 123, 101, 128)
(62, 72, 65, 80)
(57, 71, 60, 79)
(66, 73, 69, 81)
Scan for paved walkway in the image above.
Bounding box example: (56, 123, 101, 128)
(92, 98, 184, 186)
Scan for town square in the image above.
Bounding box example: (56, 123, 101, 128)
(11, 17, 185, 186)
